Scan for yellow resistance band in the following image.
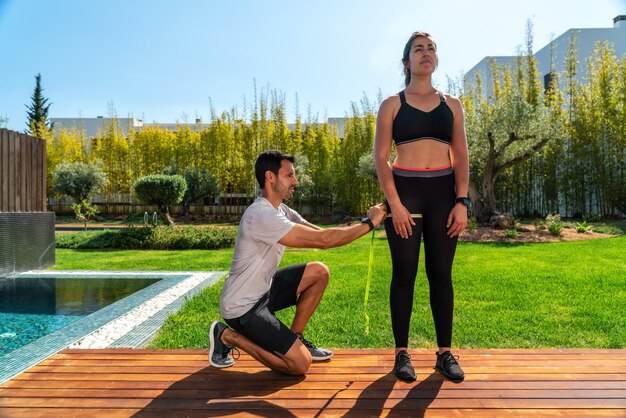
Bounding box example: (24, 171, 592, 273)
(364, 229, 375, 335)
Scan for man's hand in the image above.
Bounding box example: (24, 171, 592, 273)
(367, 203, 387, 228)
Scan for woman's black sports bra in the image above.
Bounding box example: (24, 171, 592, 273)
(392, 90, 454, 146)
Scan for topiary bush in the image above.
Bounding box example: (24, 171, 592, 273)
(132, 174, 187, 226)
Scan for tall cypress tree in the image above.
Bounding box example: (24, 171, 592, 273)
(25, 73, 52, 137)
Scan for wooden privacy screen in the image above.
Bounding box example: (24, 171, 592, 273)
(0, 129, 47, 212)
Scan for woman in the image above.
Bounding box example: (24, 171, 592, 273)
(374, 31, 469, 382)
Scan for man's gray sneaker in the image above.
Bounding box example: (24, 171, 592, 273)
(435, 351, 465, 382)
(298, 334, 333, 361)
(209, 321, 234, 368)
(394, 350, 416, 382)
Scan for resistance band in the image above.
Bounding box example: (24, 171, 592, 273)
(363, 213, 422, 335)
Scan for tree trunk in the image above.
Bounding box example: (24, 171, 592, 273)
(473, 154, 498, 223)
(480, 175, 498, 223)
(159, 206, 175, 226)
(181, 202, 191, 217)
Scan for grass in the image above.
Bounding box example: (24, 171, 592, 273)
(54, 232, 626, 350)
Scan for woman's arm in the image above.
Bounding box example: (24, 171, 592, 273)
(446, 95, 470, 237)
(374, 96, 415, 239)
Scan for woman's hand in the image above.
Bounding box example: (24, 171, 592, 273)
(390, 203, 415, 239)
(446, 203, 468, 237)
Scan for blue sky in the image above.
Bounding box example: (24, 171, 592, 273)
(0, 0, 624, 131)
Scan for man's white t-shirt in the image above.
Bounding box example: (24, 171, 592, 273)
(220, 196, 306, 319)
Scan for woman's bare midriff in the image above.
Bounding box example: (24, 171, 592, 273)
(393, 140, 450, 169)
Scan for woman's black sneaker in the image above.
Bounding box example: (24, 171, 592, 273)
(435, 351, 464, 382)
(394, 350, 416, 382)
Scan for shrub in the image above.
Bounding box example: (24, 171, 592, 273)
(575, 221, 593, 233)
(504, 229, 518, 238)
(71, 199, 99, 231)
(56, 226, 237, 250)
(546, 214, 564, 236)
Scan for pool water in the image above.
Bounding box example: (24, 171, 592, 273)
(0, 277, 160, 355)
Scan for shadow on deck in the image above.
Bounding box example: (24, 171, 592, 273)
(1, 348, 625, 417)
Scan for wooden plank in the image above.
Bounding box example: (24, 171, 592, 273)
(52, 351, 626, 361)
(22, 365, 626, 374)
(58, 348, 626, 355)
(1, 396, 625, 409)
(24, 135, 31, 212)
(40, 137, 47, 211)
(1, 387, 625, 400)
(17, 131, 24, 211)
(1, 129, 7, 210)
(38, 358, 626, 368)
(0, 408, 624, 418)
(13, 371, 626, 382)
(3, 379, 626, 391)
(8, 132, 16, 211)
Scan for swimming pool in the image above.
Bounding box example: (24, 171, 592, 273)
(0, 270, 225, 384)
(0, 276, 160, 355)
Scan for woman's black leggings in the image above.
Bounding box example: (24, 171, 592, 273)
(385, 167, 458, 348)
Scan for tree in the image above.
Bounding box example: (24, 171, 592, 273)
(25, 73, 52, 138)
(301, 119, 340, 214)
(290, 151, 314, 212)
(0, 115, 8, 129)
(46, 126, 88, 191)
(164, 166, 221, 216)
(334, 94, 381, 214)
(52, 162, 108, 203)
(91, 115, 131, 193)
(132, 174, 187, 226)
(52, 162, 108, 229)
(463, 25, 565, 222)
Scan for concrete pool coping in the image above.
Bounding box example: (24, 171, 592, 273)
(0, 270, 226, 384)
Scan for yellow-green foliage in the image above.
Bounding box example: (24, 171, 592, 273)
(92, 118, 131, 193)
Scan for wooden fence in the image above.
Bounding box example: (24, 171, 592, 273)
(0, 129, 47, 212)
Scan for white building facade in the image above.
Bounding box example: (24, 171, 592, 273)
(465, 15, 626, 97)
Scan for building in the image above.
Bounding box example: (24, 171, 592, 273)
(50, 117, 210, 138)
(464, 15, 626, 97)
(50, 116, 347, 139)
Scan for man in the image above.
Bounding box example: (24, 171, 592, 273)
(209, 149, 386, 376)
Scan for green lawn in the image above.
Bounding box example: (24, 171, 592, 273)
(54, 234, 626, 349)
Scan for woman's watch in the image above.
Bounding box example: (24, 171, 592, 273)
(360, 217, 375, 231)
(455, 197, 471, 208)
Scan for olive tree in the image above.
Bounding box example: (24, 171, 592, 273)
(463, 23, 565, 222)
(52, 162, 108, 229)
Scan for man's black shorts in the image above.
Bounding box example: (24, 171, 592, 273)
(224, 263, 305, 355)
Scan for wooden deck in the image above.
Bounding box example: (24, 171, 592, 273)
(0, 348, 625, 417)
